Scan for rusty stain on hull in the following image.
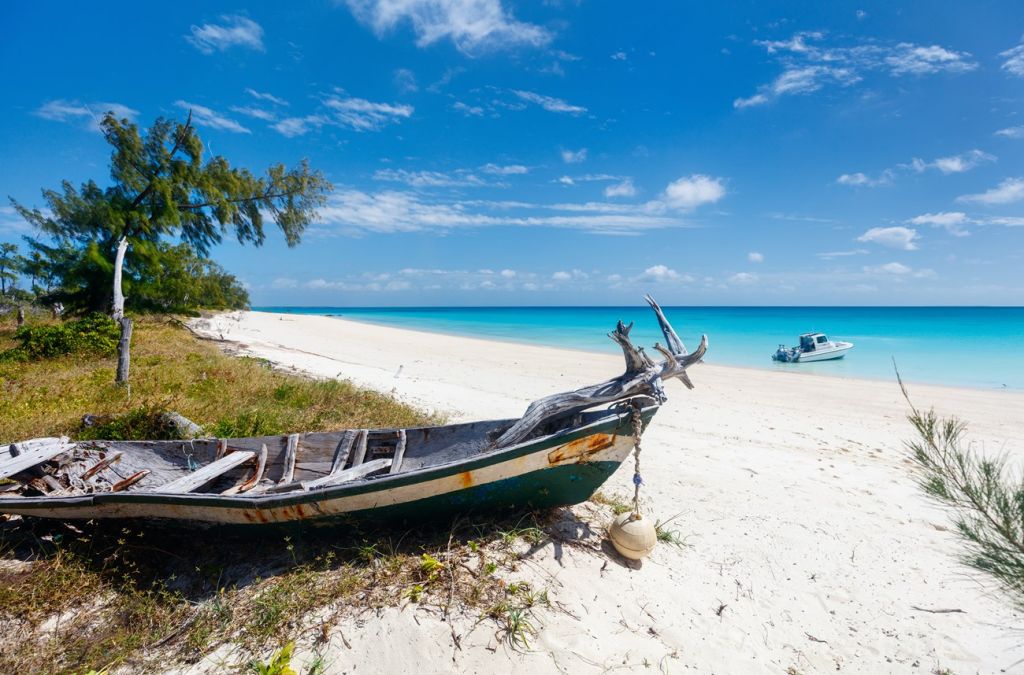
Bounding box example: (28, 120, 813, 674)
(547, 433, 616, 465)
(458, 471, 474, 489)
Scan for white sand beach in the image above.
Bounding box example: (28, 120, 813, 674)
(192, 310, 1024, 674)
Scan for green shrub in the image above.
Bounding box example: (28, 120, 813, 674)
(76, 406, 184, 441)
(1, 314, 120, 361)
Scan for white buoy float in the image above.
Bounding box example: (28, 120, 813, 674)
(609, 511, 657, 560)
(608, 403, 658, 560)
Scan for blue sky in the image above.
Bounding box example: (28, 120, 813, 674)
(2, 1, 1023, 306)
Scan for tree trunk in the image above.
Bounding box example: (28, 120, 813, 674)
(116, 317, 133, 385)
(16, 307, 25, 327)
(111, 237, 128, 321)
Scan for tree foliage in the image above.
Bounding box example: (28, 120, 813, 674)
(901, 375, 1024, 610)
(22, 238, 249, 315)
(10, 110, 330, 314)
(0, 242, 22, 296)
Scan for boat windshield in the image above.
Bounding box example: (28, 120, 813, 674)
(816, 335, 828, 344)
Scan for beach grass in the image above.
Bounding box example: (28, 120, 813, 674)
(0, 314, 436, 443)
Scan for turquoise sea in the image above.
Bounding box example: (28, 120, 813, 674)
(254, 306, 1024, 391)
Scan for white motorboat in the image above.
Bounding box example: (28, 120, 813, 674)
(772, 332, 853, 363)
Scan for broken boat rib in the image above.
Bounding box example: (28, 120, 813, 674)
(0, 296, 707, 526)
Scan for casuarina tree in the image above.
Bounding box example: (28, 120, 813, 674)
(12, 110, 331, 383)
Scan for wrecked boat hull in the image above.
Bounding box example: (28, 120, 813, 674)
(0, 405, 655, 527)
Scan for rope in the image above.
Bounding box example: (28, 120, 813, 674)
(630, 401, 645, 518)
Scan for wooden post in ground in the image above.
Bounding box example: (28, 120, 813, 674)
(116, 317, 133, 386)
(16, 307, 25, 327)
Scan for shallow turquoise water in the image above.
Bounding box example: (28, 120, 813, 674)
(254, 306, 1024, 390)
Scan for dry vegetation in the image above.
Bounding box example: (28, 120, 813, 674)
(0, 315, 433, 443)
(0, 512, 566, 673)
(0, 314, 574, 673)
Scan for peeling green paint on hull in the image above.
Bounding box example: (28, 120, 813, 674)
(309, 460, 622, 528)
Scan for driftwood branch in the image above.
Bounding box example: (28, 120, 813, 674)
(494, 295, 707, 447)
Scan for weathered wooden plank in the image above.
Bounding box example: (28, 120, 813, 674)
(304, 458, 392, 490)
(154, 451, 255, 494)
(223, 443, 268, 495)
(0, 440, 71, 480)
(279, 434, 299, 484)
(330, 430, 358, 475)
(349, 430, 368, 468)
(8, 437, 67, 458)
(81, 452, 123, 481)
(390, 430, 407, 474)
(112, 470, 149, 492)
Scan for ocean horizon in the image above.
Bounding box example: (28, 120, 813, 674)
(253, 305, 1024, 391)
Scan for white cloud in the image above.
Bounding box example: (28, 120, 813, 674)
(957, 177, 1024, 205)
(735, 65, 859, 107)
(373, 168, 486, 188)
(230, 105, 277, 121)
(500, 269, 516, 278)
(816, 249, 868, 259)
(728, 272, 758, 284)
(906, 212, 971, 236)
(861, 262, 936, 278)
(482, 163, 528, 175)
(323, 95, 413, 131)
(552, 268, 585, 280)
(556, 173, 620, 186)
(314, 188, 687, 236)
(174, 101, 250, 133)
(394, 68, 418, 93)
(272, 277, 298, 289)
(187, 15, 264, 54)
(245, 88, 288, 106)
(35, 99, 139, 131)
(604, 179, 637, 198)
(263, 94, 414, 136)
(911, 149, 995, 174)
(561, 148, 587, 164)
(996, 125, 1024, 139)
(638, 264, 686, 282)
(885, 43, 977, 75)
(748, 251, 764, 263)
(452, 101, 484, 116)
(0, 206, 32, 235)
(863, 262, 912, 275)
(663, 175, 726, 209)
(1001, 43, 1024, 77)
(611, 51, 627, 61)
(857, 226, 919, 250)
(343, 0, 550, 55)
(836, 171, 892, 187)
(987, 216, 1024, 226)
(737, 32, 975, 107)
(513, 90, 586, 114)
(839, 149, 992, 188)
(271, 115, 328, 138)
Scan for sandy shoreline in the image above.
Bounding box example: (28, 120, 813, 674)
(191, 309, 1024, 674)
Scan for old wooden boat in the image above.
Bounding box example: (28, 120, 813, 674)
(0, 296, 706, 527)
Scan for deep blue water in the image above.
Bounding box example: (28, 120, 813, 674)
(254, 306, 1024, 390)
